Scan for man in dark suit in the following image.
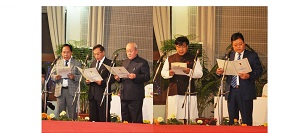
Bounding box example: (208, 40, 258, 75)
(52, 44, 82, 120)
(216, 32, 263, 126)
(86, 44, 115, 122)
(114, 42, 150, 123)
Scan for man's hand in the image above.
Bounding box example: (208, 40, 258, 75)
(128, 73, 136, 79)
(67, 73, 74, 80)
(55, 75, 62, 80)
(182, 68, 190, 74)
(114, 75, 120, 81)
(239, 73, 249, 79)
(169, 70, 175, 76)
(216, 68, 224, 75)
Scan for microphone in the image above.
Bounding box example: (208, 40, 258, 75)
(156, 52, 166, 64)
(111, 53, 119, 64)
(51, 56, 61, 66)
(194, 49, 200, 62)
(84, 54, 89, 67)
(225, 48, 232, 60)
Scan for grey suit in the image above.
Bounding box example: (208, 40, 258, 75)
(51, 58, 82, 120)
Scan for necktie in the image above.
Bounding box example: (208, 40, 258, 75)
(65, 60, 69, 66)
(231, 53, 241, 88)
(63, 60, 69, 80)
(96, 61, 100, 70)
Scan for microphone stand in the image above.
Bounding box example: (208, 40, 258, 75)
(214, 55, 230, 125)
(153, 53, 165, 95)
(42, 64, 56, 113)
(100, 59, 115, 122)
(72, 67, 85, 119)
(182, 51, 199, 125)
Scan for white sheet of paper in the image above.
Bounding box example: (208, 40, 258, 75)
(57, 66, 71, 78)
(77, 67, 103, 82)
(103, 64, 130, 78)
(232, 58, 252, 73)
(217, 58, 252, 75)
(171, 62, 188, 75)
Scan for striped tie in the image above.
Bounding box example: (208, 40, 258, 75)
(231, 53, 241, 88)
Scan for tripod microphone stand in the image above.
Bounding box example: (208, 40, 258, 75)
(100, 53, 118, 122)
(182, 49, 200, 125)
(43, 56, 60, 113)
(43, 66, 55, 113)
(72, 54, 89, 119)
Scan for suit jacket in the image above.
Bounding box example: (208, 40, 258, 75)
(224, 49, 263, 100)
(119, 55, 150, 100)
(88, 57, 115, 101)
(52, 58, 82, 97)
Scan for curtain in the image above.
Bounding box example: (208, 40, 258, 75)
(47, 6, 66, 58)
(153, 6, 171, 56)
(196, 6, 216, 70)
(87, 6, 104, 47)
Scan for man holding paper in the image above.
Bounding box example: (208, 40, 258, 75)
(216, 32, 263, 126)
(51, 44, 82, 120)
(114, 42, 150, 123)
(85, 44, 116, 122)
(161, 36, 203, 123)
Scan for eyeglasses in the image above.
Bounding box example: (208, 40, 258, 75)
(176, 45, 187, 48)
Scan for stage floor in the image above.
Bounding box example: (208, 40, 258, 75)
(42, 121, 267, 133)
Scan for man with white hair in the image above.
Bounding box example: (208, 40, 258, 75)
(114, 42, 150, 123)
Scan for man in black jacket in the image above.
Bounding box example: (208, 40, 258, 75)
(114, 42, 150, 123)
(86, 44, 115, 122)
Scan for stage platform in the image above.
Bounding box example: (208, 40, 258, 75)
(42, 120, 267, 133)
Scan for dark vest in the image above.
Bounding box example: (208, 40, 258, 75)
(168, 53, 196, 96)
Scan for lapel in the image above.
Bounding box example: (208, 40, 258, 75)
(123, 59, 131, 70)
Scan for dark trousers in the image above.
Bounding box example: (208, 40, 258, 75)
(227, 87, 253, 126)
(121, 99, 143, 123)
(89, 99, 111, 122)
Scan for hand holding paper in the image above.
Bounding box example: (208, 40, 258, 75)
(171, 62, 188, 75)
(216, 58, 252, 75)
(57, 66, 71, 78)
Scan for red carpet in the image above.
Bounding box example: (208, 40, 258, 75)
(42, 121, 267, 133)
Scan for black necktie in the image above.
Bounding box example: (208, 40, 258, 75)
(63, 60, 69, 80)
(231, 53, 241, 88)
(96, 61, 100, 70)
(65, 60, 69, 66)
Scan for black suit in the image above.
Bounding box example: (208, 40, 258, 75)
(225, 50, 263, 126)
(88, 57, 115, 122)
(119, 55, 150, 123)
